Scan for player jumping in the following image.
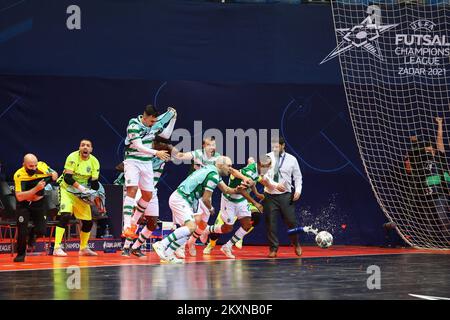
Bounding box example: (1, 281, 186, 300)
(121, 105, 176, 243)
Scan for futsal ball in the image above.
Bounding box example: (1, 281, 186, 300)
(315, 231, 333, 249)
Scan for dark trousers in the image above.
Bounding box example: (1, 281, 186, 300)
(16, 200, 47, 255)
(263, 192, 299, 252)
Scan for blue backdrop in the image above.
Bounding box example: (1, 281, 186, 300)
(0, 0, 388, 246)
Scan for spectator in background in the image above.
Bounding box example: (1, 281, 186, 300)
(382, 222, 407, 248)
(406, 117, 450, 237)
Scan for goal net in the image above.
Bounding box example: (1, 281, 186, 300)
(324, 0, 450, 249)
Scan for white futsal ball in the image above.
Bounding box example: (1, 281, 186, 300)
(315, 231, 333, 249)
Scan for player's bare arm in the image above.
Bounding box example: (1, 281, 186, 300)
(218, 180, 246, 195)
(239, 189, 263, 213)
(15, 180, 46, 202)
(229, 167, 254, 187)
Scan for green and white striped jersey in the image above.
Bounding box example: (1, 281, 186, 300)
(223, 162, 261, 203)
(124, 111, 175, 162)
(188, 149, 221, 175)
(191, 149, 221, 166)
(177, 164, 221, 207)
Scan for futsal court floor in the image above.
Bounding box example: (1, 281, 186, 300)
(0, 244, 449, 300)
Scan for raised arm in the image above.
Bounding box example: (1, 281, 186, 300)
(159, 108, 177, 139)
(174, 151, 194, 161)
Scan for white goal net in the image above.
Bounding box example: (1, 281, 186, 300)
(324, 0, 450, 249)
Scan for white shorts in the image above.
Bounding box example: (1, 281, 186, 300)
(169, 191, 195, 226)
(193, 199, 211, 223)
(220, 196, 251, 225)
(124, 159, 155, 192)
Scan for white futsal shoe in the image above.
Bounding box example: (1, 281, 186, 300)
(175, 246, 186, 259)
(166, 254, 184, 264)
(203, 242, 215, 255)
(152, 241, 167, 261)
(53, 247, 68, 257)
(79, 248, 98, 256)
(220, 245, 235, 259)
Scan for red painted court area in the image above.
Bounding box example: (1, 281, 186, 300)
(0, 245, 446, 272)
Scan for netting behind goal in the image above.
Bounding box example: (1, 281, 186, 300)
(326, 1, 450, 249)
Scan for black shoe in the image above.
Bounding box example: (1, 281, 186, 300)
(28, 234, 37, 248)
(14, 254, 26, 263)
(268, 250, 277, 258)
(131, 248, 146, 258)
(121, 248, 131, 257)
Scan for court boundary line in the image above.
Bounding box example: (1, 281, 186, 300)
(0, 250, 446, 273)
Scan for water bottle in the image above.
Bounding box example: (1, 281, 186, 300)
(288, 226, 318, 235)
(287, 226, 304, 235)
(102, 224, 116, 253)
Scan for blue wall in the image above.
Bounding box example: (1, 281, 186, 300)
(0, 0, 387, 245)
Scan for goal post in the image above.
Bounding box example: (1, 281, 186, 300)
(324, 1, 450, 249)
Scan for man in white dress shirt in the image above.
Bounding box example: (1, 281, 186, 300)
(264, 136, 303, 258)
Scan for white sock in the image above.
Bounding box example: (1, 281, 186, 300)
(122, 196, 136, 230)
(132, 226, 153, 250)
(123, 239, 133, 249)
(165, 235, 189, 256)
(207, 224, 223, 234)
(135, 198, 149, 218)
(160, 226, 192, 248)
(226, 227, 247, 248)
(130, 210, 143, 226)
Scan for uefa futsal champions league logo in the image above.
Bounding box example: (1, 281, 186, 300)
(320, 8, 398, 64)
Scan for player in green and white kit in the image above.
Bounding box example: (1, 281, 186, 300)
(174, 136, 254, 257)
(121, 137, 176, 257)
(121, 105, 176, 240)
(201, 155, 287, 258)
(152, 156, 245, 264)
(175, 136, 221, 174)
